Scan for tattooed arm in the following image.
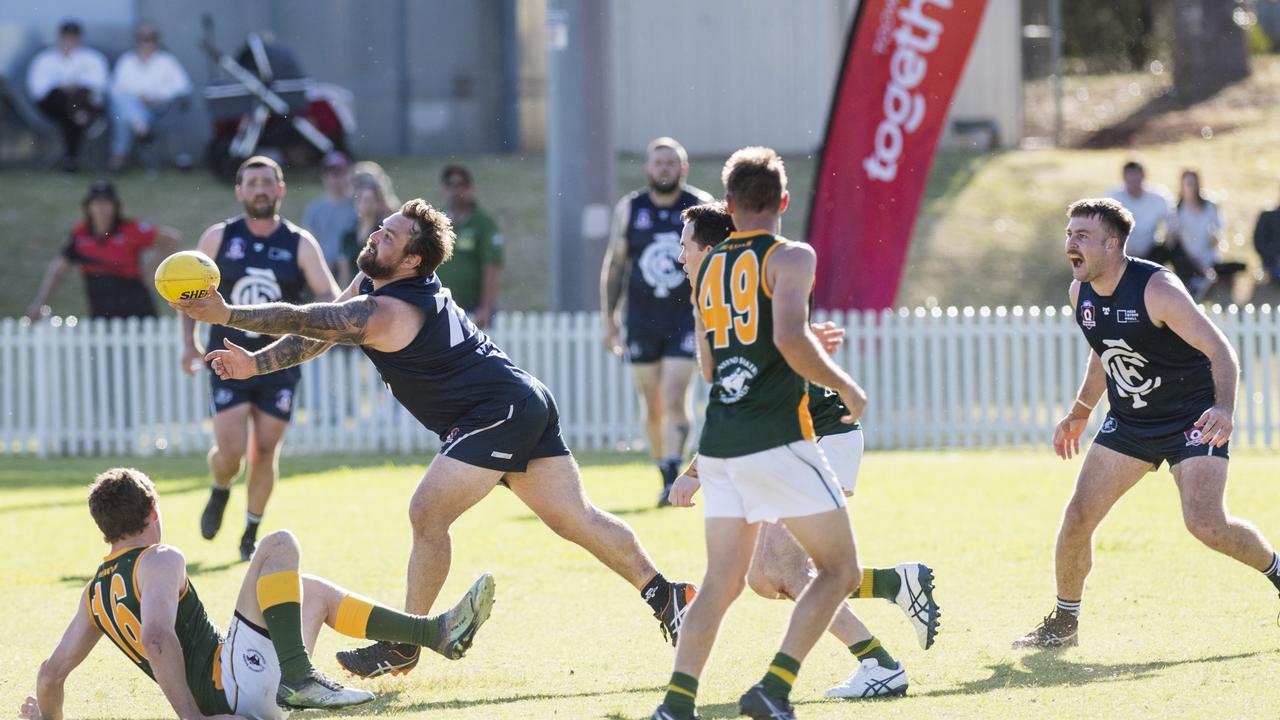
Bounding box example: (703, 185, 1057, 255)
(255, 335, 333, 374)
(223, 296, 380, 345)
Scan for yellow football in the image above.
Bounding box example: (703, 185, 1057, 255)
(154, 250, 220, 302)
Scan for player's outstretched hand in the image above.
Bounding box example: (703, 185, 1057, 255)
(170, 284, 231, 325)
(811, 321, 845, 356)
(181, 344, 204, 376)
(1194, 404, 1233, 448)
(1053, 414, 1088, 459)
(602, 321, 623, 357)
(668, 473, 701, 507)
(19, 695, 41, 720)
(205, 338, 256, 381)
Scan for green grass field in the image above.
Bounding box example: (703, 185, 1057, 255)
(5, 449, 1280, 719)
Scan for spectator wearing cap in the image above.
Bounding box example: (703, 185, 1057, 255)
(436, 164, 504, 328)
(107, 22, 192, 173)
(26, 20, 110, 172)
(25, 181, 180, 320)
(302, 151, 357, 281)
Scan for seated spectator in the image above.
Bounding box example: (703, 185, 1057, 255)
(1254, 185, 1280, 284)
(107, 22, 192, 173)
(1107, 160, 1174, 262)
(1166, 170, 1225, 300)
(436, 164, 504, 328)
(338, 174, 396, 287)
(302, 151, 357, 281)
(26, 20, 109, 172)
(25, 180, 180, 320)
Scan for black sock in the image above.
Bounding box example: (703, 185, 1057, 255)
(243, 512, 262, 543)
(1264, 553, 1280, 592)
(659, 460, 679, 487)
(210, 485, 230, 499)
(642, 573, 672, 614)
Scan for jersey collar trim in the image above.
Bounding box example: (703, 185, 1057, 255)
(728, 230, 771, 240)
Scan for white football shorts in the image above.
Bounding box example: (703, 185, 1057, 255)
(817, 428, 864, 494)
(220, 612, 289, 720)
(700, 440, 846, 523)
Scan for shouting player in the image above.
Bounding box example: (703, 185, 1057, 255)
(601, 137, 713, 504)
(1014, 198, 1280, 648)
(20, 467, 493, 720)
(667, 201, 939, 700)
(182, 156, 341, 561)
(171, 198, 695, 679)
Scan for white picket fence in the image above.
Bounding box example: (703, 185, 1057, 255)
(3, 305, 1280, 458)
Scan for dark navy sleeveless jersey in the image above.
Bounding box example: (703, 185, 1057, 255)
(359, 274, 537, 437)
(209, 217, 308, 353)
(1075, 258, 1215, 433)
(624, 186, 713, 333)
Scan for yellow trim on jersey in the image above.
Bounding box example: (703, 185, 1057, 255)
(132, 545, 157, 595)
(102, 544, 150, 562)
(212, 642, 224, 690)
(798, 395, 816, 441)
(256, 571, 302, 610)
(767, 664, 797, 685)
(334, 595, 377, 638)
(727, 229, 770, 240)
(760, 240, 784, 299)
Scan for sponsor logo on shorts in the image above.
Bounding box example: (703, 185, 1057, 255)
(1184, 427, 1205, 446)
(275, 389, 293, 413)
(242, 648, 267, 673)
(714, 357, 759, 404)
(628, 342, 642, 359)
(214, 388, 234, 407)
(1100, 416, 1118, 434)
(680, 331, 697, 354)
(490, 451, 513, 459)
(1080, 301, 1096, 329)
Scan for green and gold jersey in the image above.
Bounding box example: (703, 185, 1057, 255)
(87, 546, 230, 716)
(696, 230, 814, 457)
(808, 384, 861, 437)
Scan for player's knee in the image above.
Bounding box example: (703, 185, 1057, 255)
(258, 528, 299, 553)
(700, 574, 747, 607)
(814, 555, 861, 595)
(1061, 497, 1099, 535)
(209, 443, 244, 470)
(746, 563, 784, 600)
(407, 498, 451, 538)
(1184, 512, 1229, 549)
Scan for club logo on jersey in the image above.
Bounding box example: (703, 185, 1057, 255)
(1184, 427, 1205, 446)
(242, 648, 266, 672)
(1118, 309, 1140, 324)
(634, 208, 653, 230)
(1100, 416, 1117, 433)
(230, 267, 283, 339)
(226, 236, 246, 260)
(714, 356, 759, 404)
(1080, 301, 1096, 329)
(1099, 338, 1163, 409)
(275, 388, 293, 413)
(639, 231, 686, 298)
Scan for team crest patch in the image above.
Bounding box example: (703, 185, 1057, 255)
(275, 389, 293, 413)
(226, 236, 246, 260)
(445, 427, 461, 445)
(680, 331, 697, 354)
(634, 208, 653, 230)
(1184, 427, 1205, 446)
(715, 357, 759, 404)
(214, 388, 234, 407)
(1100, 416, 1117, 434)
(242, 648, 267, 673)
(1080, 301, 1096, 329)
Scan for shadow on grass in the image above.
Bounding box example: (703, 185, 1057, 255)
(918, 649, 1271, 697)
(374, 684, 654, 714)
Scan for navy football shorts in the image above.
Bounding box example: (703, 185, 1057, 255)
(1092, 412, 1229, 469)
(209, 367, 301, 422)
(438, 379, 571, 473)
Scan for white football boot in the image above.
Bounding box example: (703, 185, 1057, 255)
(825, 659, 909, 699)
(892, 562, 940, 649)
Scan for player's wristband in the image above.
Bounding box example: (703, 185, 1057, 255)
(1073, 398, 1094, 412)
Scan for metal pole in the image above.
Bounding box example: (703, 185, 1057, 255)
(545, 0, 615, 311)
(1049, 0, 1063, 147)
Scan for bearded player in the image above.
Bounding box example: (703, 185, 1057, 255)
(172, 198, 695, 679)
(601, 137, 714, 504)
(182, 156, 341, 561)
(20, 467, 493, 720)
(1014, 198, 1280, 648)
(666, 201, 938, 700)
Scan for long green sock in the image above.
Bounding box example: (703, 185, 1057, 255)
(334, 593, 439, 647)
(849, 636, 899, 670)
(760, 652, 801, 701)
(256, 571, 314, 683)
(855, 568, 901, 600)
(663, 672, 698, 719)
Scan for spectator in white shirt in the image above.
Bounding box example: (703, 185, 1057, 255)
(26, 20, 109, 172)
(1106, 161, 1174, 261)
(108, 23, 192, 172)
(1167, 169, 1225, 300)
